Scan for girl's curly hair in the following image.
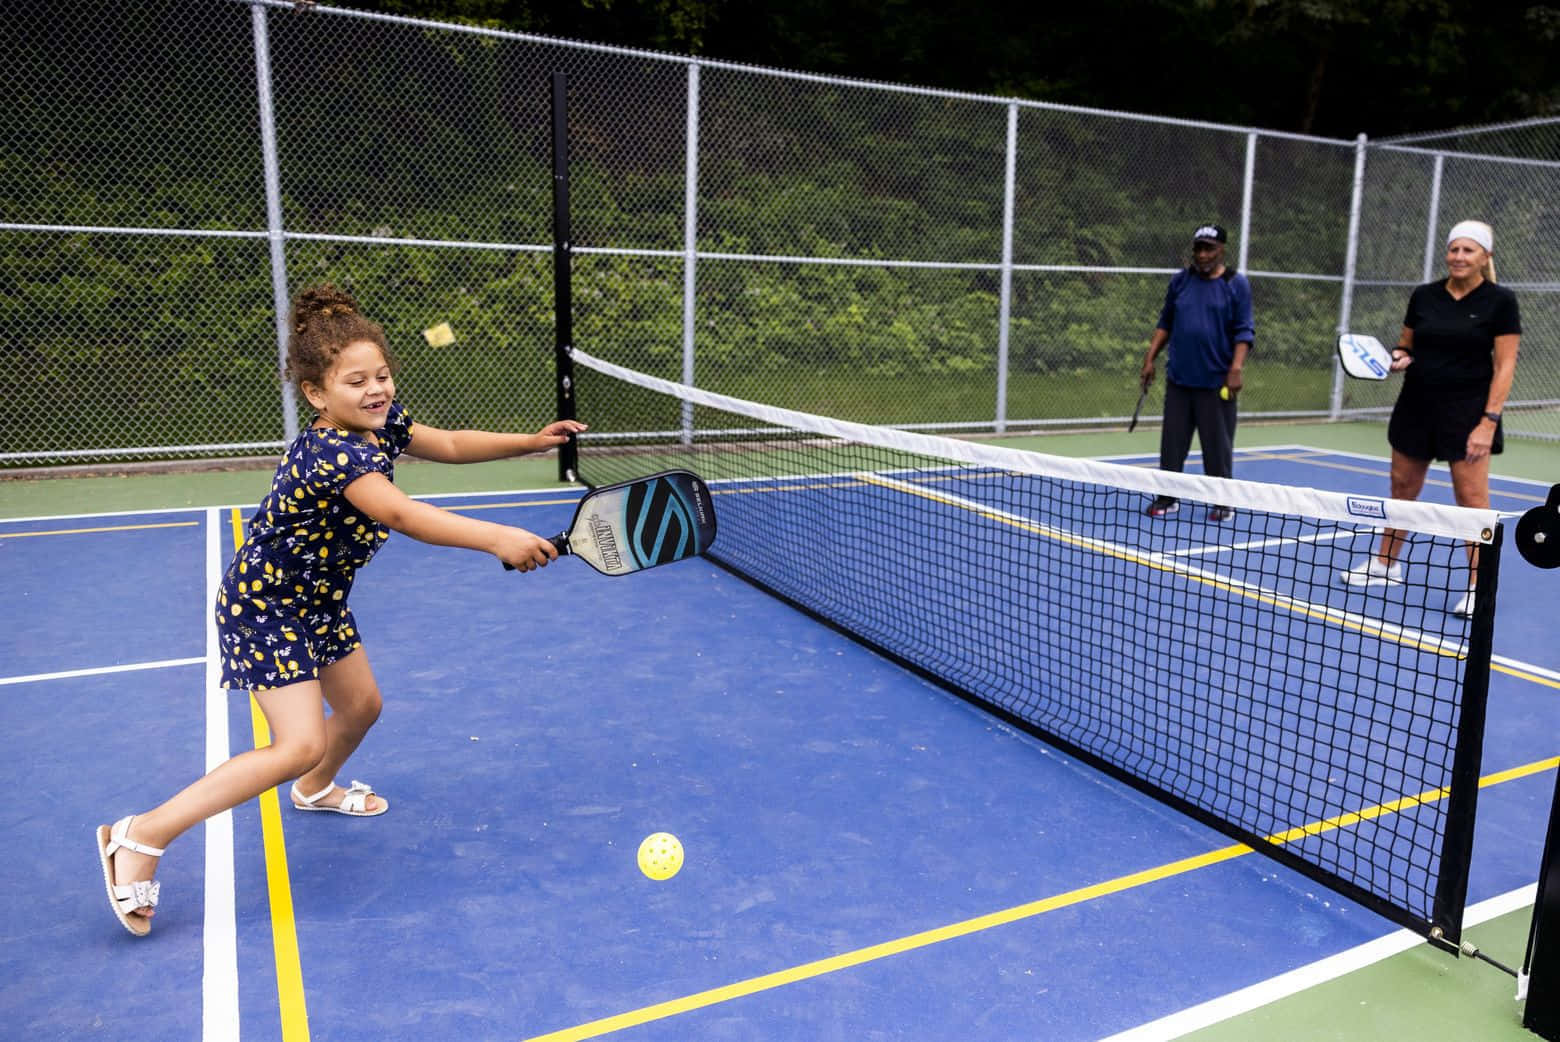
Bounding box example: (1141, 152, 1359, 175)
(284, 284, 396, 392)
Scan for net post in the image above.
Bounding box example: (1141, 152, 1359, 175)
(1430, 523, 1502, 946)
(1524, 767, 1560, 1039)
(550, 69, 579, 482)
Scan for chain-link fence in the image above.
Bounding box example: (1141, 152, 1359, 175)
(1340, 119, 1560, 429)
(4, 0, 1557, 466)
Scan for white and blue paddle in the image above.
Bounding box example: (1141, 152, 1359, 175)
(1336, 333, 1395, 381)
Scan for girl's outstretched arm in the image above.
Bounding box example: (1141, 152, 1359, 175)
(404, 419, 587, 465)
(343, 471, 557, 570)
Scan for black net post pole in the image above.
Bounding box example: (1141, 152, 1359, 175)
(1430, 524, 1502, 948)
(1525, 764, 1560, 1039)
(550, 70, 578, 482)
(1520, 485, 1560, 1036)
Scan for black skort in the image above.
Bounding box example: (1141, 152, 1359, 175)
(1387, 382, 1502, 463)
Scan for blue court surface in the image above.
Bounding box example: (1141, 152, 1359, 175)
(2, 446, 1558, 1041)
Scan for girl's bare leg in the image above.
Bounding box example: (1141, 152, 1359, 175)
(108, 681, 330, 920)
(290, 648, 386, 814)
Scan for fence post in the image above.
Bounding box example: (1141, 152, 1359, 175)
(1238, 132, 1256, 273)
(1421, 152, 1444, 282)
(995, 101, 1017, 434)
(1330, 132, 1367, 421)
(681, 61, 701, 445)
(250, 1, 299, 442)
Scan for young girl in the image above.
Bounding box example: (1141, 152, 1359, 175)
(96, 284, 586, 937)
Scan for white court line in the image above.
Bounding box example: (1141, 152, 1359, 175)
(1165, 526, 1373, 558)
(1, 510, 242, 1033)
(1494, 655, 1560, 684)
(0, 504, 229, 524)
(202, 508, 239, 1041)
(1298, 444, 1558, 488)
(0, 484, 580, 525)
(0, 657, 204, 686)
(1097, 883, 1538, 1042)
(1267, 445, 1553, 508)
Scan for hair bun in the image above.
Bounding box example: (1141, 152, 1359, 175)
(292, 284, 360, 325)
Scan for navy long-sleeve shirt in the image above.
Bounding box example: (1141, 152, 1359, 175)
(1157, 268, 1255, 388)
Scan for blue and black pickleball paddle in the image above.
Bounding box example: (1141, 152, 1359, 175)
(506, 469, 717, 576)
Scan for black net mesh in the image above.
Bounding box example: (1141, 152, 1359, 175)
(568, 347, 1499, 940)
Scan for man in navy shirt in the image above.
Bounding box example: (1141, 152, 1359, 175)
(1138, 224, 1255, 520)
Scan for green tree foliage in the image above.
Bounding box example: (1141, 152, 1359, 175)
(5, 0, 1554, 458)
(358, 0, 1559, 137)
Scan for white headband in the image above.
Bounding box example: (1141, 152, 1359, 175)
(1446, 220, 1493, 253)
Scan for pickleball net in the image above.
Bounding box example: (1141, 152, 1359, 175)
(567, 347, 1503, 944)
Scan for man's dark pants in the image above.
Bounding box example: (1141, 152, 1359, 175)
(1159, 380, 1237, 479)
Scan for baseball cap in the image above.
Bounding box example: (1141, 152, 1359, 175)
(1192, 224, 1227, 245)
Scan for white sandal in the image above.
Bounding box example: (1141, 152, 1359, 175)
(95, 815, 164, 937)
(289, 779, 388, 817)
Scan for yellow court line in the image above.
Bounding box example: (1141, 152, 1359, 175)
(1228, 449, 1331, 464)
(719, 469, 1553, 678)
(862, 470, 1559, 688)
(525, 844, 1254, 1042)
(1495, 663, 1560, 689)
(444, 497, 581, 513)
(0, 520, 198, 538)
(216, 491, 578, 1036)
(1480, 756, 1560, 787)
(209, 477, 1550, 1042)
(526, 753, 1560, 1042)
(227, 507, 311, 1042)
(860, 470, 1560, 692)
(718, 471, 1559, 691)
(854, 472, 1466, 661)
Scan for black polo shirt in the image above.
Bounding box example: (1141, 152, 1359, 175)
(1402, 279, 1521, 391)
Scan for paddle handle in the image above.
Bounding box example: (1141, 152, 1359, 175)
(503, 532, 571, 571)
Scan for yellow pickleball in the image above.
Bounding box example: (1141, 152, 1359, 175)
(637, 832, 684, 881)
(422, 321, 455, 348)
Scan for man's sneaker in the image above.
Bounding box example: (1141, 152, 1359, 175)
(1145, 495, 1179, 518)
(1337, 558, 1404, 587)
(1208, 505, 1235, 522)
(1451, 588, 1476, 618)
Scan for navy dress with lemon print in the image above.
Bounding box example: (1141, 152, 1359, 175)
(216, 402, 415, 691)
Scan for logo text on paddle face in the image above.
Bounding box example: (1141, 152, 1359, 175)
(1351, 340, 1387, 378)
(588, 513, 623, 571)
(1346, 497, 1388, 520)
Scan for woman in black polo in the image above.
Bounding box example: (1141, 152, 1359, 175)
(1338, 219, 1521, 617)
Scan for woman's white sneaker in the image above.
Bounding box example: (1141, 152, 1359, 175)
(1338, 558, 1404, 587)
